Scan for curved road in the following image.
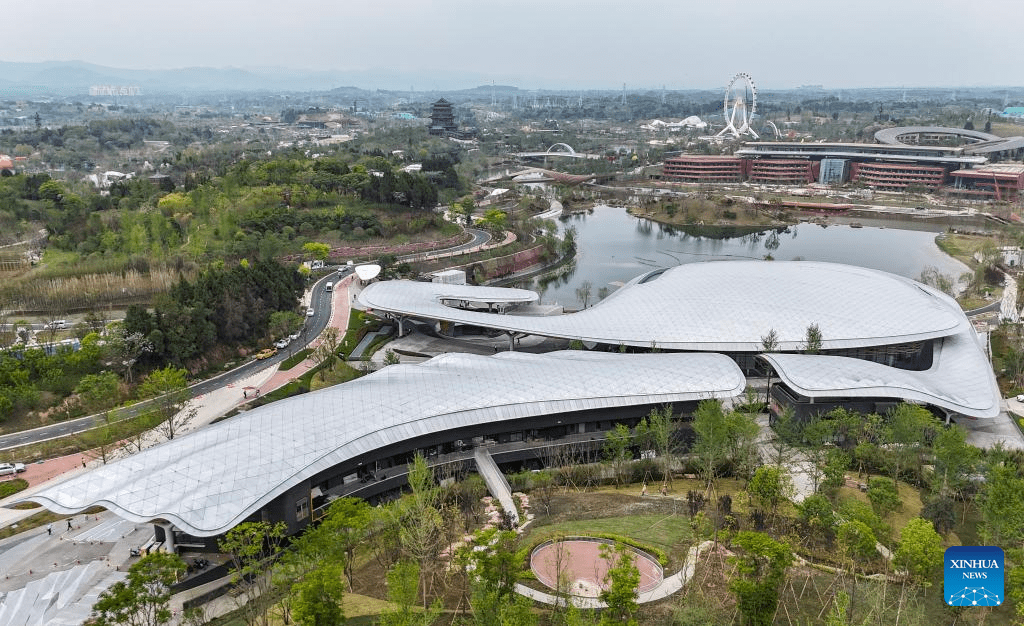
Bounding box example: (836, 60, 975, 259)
(0, 228, 494, 451)
(0, 271, 345, 451)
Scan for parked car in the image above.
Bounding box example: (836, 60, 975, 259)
(288, 332, 300, 342)
(255, 348, 277, 360)
(307, 308, 315, 317)
(0, 462, 26, 476)
(1016, 394, 1024, 402)
(44, 320, 67, 330)
(274, 338, 290, 349)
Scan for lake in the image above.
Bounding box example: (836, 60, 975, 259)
(522, 206, 970, 308)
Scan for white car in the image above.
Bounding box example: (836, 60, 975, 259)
(0, 462, 26, 476)
(274, 338, 290, 349)
(307, 309, 315, 317)
(288, 332, 300, 341)
(1016, 394, 1024, 402)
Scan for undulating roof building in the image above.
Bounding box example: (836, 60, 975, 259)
(22, 351, 745, 544)
(358, 261, 1000, 421)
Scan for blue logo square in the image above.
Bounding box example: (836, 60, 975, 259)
(945, 546, 1004, 606)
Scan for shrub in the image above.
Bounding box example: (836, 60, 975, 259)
(0, 478, 29, 499)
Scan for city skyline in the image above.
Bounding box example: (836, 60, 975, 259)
(4, 0, 1022, 91)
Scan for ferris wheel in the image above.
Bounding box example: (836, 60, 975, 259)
(716, 72, 759, 139)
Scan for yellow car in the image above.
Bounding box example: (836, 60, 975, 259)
(255, 348, 277, 360)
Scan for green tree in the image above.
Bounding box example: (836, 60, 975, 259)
(378, 560, 443, 626)
(320, 496, 373, 590)
(74, 370, 120, 414)
(459, 529, 537, 626)
(636, 404, 675, 485)
(884, 403, 936, 489)
(932, 423, 979, 497)
(136, 365, 192, 440)
(838, 520, 878, 567)
(291, 564, 346, 626)
(729, 531, 793, 626)
(603, 423, 634, 488)
(220, 521, 288, 626)
(747, 465, 792, 520)
(395, 454, 443, 608)
(599, 542, 641, 625)
(979, 463, 1024, 547)
(866, 477, 901, 519)
(91, 552, 186, 626)
(804, 323, 823, 354)
(303, 241, 330, 262)
(894, 517, 943, 583)
(269, 310, 304, 341)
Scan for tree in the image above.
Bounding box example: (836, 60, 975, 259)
(459, 529, 537, 626)
(383, 349, 401, 366)
(884, 403, 936, 489)
(74, 370, 120, 415)
(290, 564, 346, 626)
(760, 328, 779, 353)
(603, 423, 634, 488)
(91, 552, 186, 626)
(575, 280, 593, 309)
(269, 310, 303, 341)
(220, 521, 288, 626)
(302, 242, 330, 263)
(599, 542, 641, 625)
(136, 365, 193, 440)
(313, 327, 341, 379)
(804, 323, 822, 354)
(319, 497, 373, 591)
(866, 477, 901, 519)
(477, 209, 509, 232)
(636, 404, 674, 485)
(396, 453, 443, 608)
(379, 560, 443, 626)
(729, 531, 793, 626)
(107, 325, 153, 384)
(979, 463, 1024, 547)
(932, 423, 979, 497)
(894, 517, 943, 583)
(747, 465, 792, 520)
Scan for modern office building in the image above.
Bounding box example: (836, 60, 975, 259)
(948, 163, 1024, 200)
(661, 155, 744, 183)
(661, 126, 1024, 194)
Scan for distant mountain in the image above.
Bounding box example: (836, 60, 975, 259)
(0, 61, 519, 96)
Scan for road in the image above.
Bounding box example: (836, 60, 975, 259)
(0, 226, 491, 452)
(0, 270, 346, 452)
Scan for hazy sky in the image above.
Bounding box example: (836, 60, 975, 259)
(6, 0, 1022, 89)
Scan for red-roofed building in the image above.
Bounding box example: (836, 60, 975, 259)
(0, 155, 14, 176)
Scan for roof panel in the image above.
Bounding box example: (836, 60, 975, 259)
(21, 352, 744, 536)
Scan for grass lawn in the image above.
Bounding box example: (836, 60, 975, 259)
(309, 362, 363, 391)
(836, 477, 923, 540)
(523, 513, 692, 559)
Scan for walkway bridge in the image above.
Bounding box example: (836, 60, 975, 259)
(474, 447, 519, 527)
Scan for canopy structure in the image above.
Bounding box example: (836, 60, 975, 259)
(20, 351, 745, 536)
(359, 261, 966, 351)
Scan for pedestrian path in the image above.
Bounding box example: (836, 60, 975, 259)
(0, 560, 125, 626)
(514, 540, 716, 607)
(473, 448, 519, 526)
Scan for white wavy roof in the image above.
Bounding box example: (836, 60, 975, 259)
(762, 325, 1001, 418)
(359, 261, 967, 351)
(21, 351, 744, 536)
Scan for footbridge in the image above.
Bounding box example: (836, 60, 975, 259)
(474, 447, 519, 526)
(513, 143, 603, 161)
